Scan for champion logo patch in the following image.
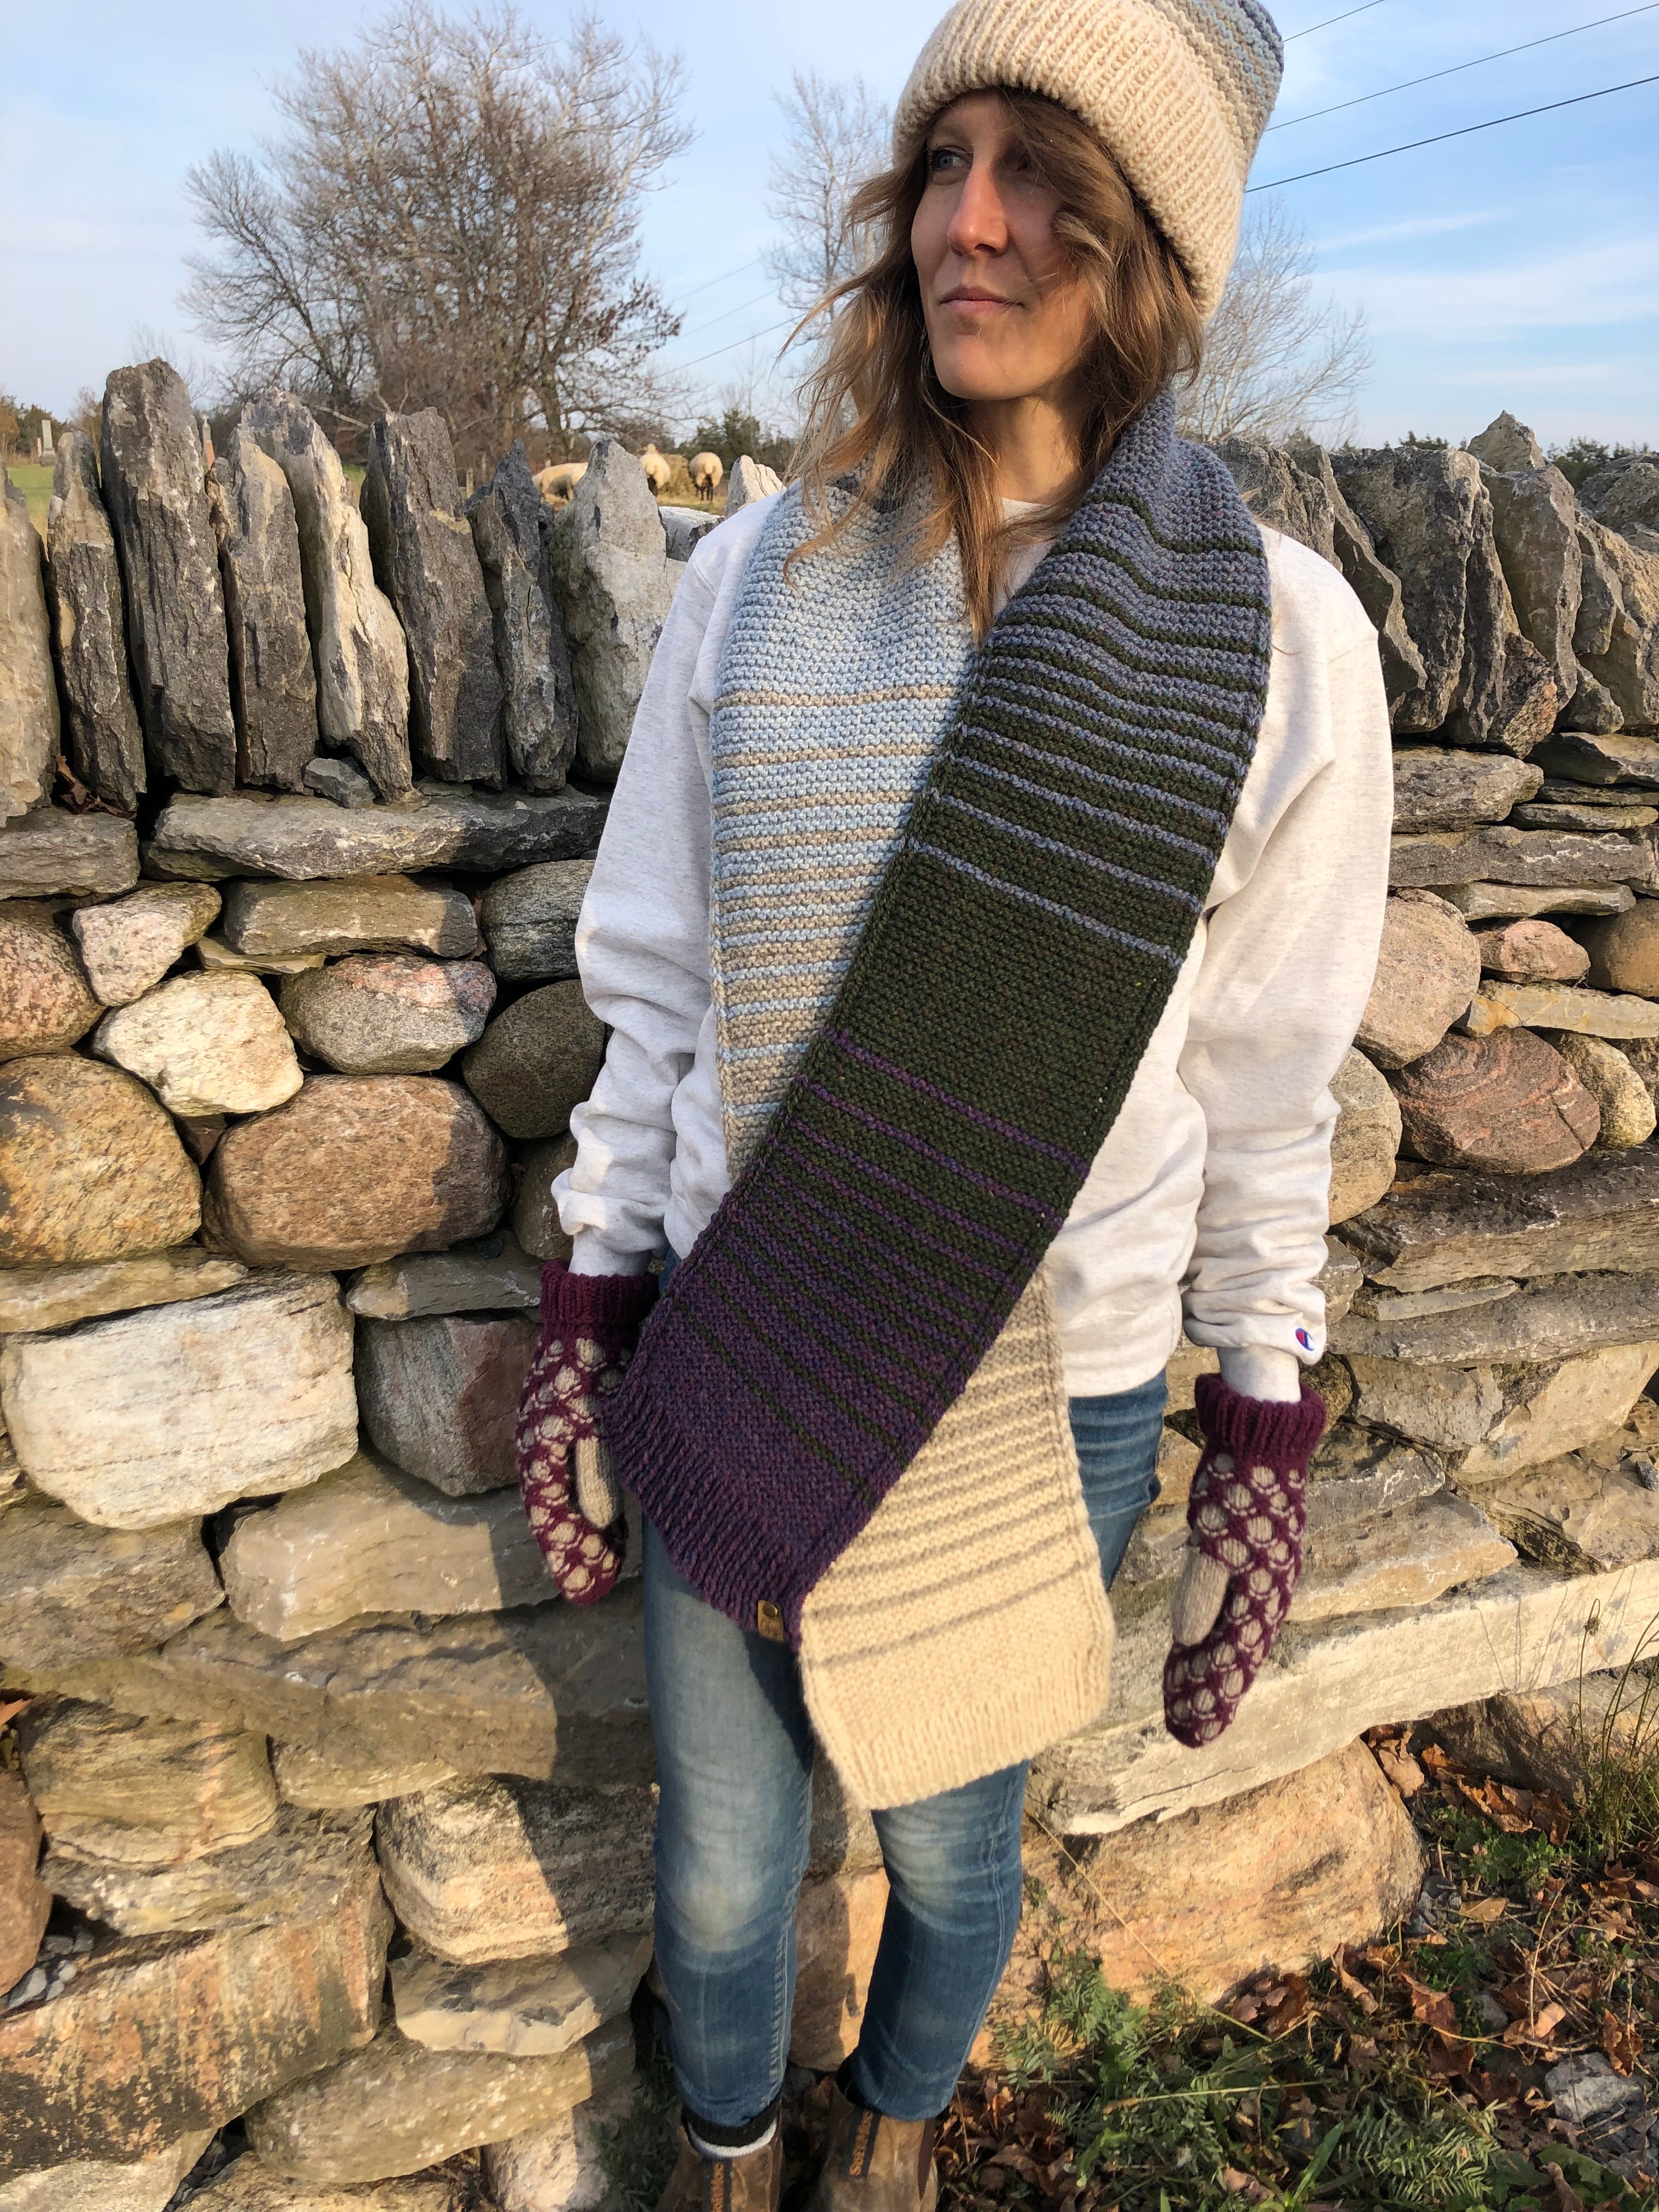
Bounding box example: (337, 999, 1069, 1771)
(1296, 1328, 1313, 1350)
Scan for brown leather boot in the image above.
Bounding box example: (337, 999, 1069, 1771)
(808, 2084, 939, 2212)
(657, 2128, 785, 2212)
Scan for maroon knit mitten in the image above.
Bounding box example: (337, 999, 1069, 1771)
(1162, 1375, 1326, 1748)
(515, 1262, 657, 1605)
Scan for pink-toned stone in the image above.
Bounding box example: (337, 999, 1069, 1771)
(1355, 893, 1480, 1069)
(1392, 1029, 1600, 1173)
(0, 1056, 200, 1267)
(1473, 917, 1590, 985)
(789, 1866, 889, 2070)
(0, 1767, 49, 1994)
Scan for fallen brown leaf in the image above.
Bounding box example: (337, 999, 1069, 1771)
(1404, 1976, 1459, 2037)
(1504, 2001, 1567, 2046)
(1462, 1896, 1509, 1926)
(1374, 1742, 1425, 1797)
(1602, 2007, 1643, 2074)
(1332, 1945, 1378, 2016)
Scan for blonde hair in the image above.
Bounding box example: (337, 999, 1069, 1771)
(791, 91, 1204, 637)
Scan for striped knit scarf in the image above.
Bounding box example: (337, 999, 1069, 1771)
(607, 393, 1274, 1795)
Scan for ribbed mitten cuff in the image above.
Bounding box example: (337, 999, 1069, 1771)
(1193, 1372, 1325, 1476)
(539, 1260, 658, 1331)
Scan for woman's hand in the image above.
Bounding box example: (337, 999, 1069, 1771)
(515, 1261, 657, 1604)
(1162, 1374, 1326, 1747)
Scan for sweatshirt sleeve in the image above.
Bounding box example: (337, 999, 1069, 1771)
(555, 558, 720, 1277)
(1178, 541, 1393, 1365)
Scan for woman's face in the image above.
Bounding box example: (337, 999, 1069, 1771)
(911, 93, 1093, 411)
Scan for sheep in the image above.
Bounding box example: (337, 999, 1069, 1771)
(639, 444, 673, 494)
(689, 451, 724, 501)
(535, 460, 588, 504)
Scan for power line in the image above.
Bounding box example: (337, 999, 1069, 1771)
(670, 316, 798, 374)
(678, 287, 785, 343)
(1267, 2, 1659, 131)
(1248, 70, 1659, 189)
(673, 255, 766, 307)
(1283, 0, 1389, 41)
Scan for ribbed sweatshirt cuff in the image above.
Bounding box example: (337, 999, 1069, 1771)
(539, 1259, 658, 1330)
(1193, 1372, 1325, 1474)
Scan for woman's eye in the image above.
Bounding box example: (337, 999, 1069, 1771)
(928, 145, 967, 175)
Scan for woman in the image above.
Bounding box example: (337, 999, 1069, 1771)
(516, 3, 1391, 2208)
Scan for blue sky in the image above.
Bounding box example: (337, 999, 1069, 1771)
(1, 0, 1654, 448)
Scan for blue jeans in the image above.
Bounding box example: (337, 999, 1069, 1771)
(644, 1279, 1165, 2127)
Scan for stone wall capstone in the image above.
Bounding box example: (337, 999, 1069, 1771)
(3, 390, 1659, 2199)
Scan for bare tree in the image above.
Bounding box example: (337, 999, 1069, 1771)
(1179, 199, 1370, 445)
(764, 69, 890, 317)
(184, 4, 691, 460)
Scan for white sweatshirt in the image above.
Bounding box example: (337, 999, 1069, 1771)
(556, 491, 1393, 1402)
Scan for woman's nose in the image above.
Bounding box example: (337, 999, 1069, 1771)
(946, 157, 1009, 258)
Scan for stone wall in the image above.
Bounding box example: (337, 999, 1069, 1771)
(1, 371, 1658, 2207)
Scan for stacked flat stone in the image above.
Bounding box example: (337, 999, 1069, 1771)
(5, 392, 1659, 2203)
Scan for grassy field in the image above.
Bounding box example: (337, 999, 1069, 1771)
(6, 462, 54, 540)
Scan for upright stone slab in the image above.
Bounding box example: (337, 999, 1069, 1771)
(0, 1056, 200, 1266)
(0, 1858, 389, 2173)
(99, 361, 235, 794)
(207, 426, 319, 790)
(355, 1314, 538, 1496)
(376, 1776, 656, 1963)
(1332, 444, 1554, 752)
(204, 1076, 509, 1271)
(43, 431, 144, 812)
(0, 1272, 358, 1530)
(240, 394, 411, 800)
(1479, 454, 1583, 716)
(1575, 515, 1659, 733)
(468, 443, 579, 792)
(0, 472, 59, 823)
(724, 456, 782, 514)
(363, 410, 503, 787)
(547, 438, 676, 782)
(0, 1496, 222, 1669)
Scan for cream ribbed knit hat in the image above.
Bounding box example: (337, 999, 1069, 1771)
(893, 0, 1282, 317)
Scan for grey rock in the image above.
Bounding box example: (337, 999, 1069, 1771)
(1573, 515, 1659, 732)
(301, 756, 374, 808)
(1328, 1047, 1400, 1225)
(1554, 1031, 1656, 1146)
(1583, 458, 1659, 539)
(0, 1496, 222, 1670)
(659, 505, 719, 561)
(376, 1776, 655, 1965)
(1390, 747, 1541, 834)
(195, 937, 324, 978)
(724, 456, 783, 515)
(207, 427, 318, 790)
(546, 438, 675, 783)
(0, 811, 138, 901)
(478, 860, 593, 981)
(71, 880, 221, 1004)
(145, 785, 606, 882)
(391, 1931, 650, 2056)
(242, 2014, 631, 2187)
(1343, 1357, 1504, 1452)
(1306, 1424, 1444, 1527)
(1533, 729, 1659, 787)
(1479, 460, 1583, 713)
(1331, 445, 1555, 752)
(273, 1741, 456, 1811)
(511, 1135, 576, 1262)
(1547, 2051, 1646, 2129)
(461, 981, 605, 1141)
(1347, 1275, 1519, 1322)
(222, 875, 479, 959)
(1, 1271, 358, 1532)
(1353, 892, 1480, 1069)
(1512, 798, 1656, 831)
(1538, 773, 1659, 802)
(2, 1589, 652, 1789)
(1340, 1151, 1659, 1293)
(1466, 413, 1546, 473)
(1438, 881, 1635, 922)
(279, 954, 495, 1074)
(99, 361, 235, 794)
(19, 1697, 278, 1868)
(1390, 823, 1650, 890)
(240, 393, 411, 800)
(467, 444, 578, 793)
(356, 1313, 538, 1496)
(219, 1451, 554, 1640)
(347, 1232, 540, 1319)
(0, 471, 59, 823)
(363, 410, 503, 788)
(1322, 471, 1426, 718)
(43, 431, 144, 813)
(1316, 1237, 1363, 1324)
(43, 1805, 374, 1938)
(183, 2157, 466, 2210)
(1335, 1269, 1659, 1366)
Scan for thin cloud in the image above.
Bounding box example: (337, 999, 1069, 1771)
(1314, 210, 1498, 252)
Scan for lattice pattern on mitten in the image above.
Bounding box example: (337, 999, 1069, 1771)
(515, 1263, 656, 1605)
(1162, 1375, 1324, 1748)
